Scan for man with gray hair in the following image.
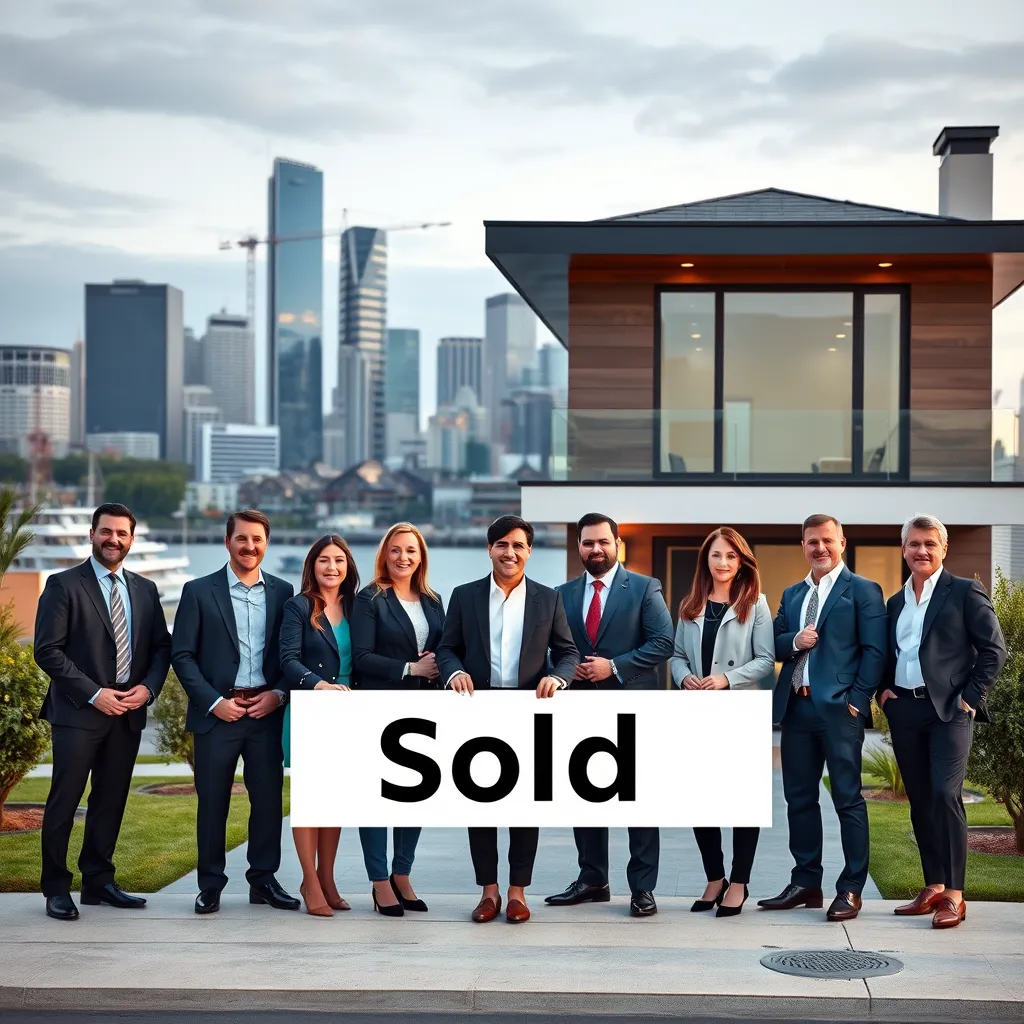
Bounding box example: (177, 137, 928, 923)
(878, 514, 1006, 929)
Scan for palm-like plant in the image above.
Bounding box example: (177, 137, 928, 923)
(0, 488, 40, 646)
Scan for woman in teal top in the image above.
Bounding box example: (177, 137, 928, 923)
(279, 533, 360, 916)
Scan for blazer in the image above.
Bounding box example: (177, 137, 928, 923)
(670, 594, 776, 691)
(880, 570, 1007, 724)
(280, 594, 352, 690)
(437, 574, 579, 690)
(34, 560, 171, 732)
(772, 565, 887, 724)
(556, 568, 673, 689)
(350, 584, 445, 690)
(171, 567, 294, 734)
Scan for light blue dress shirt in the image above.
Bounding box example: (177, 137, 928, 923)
(87, 556, 134, 705)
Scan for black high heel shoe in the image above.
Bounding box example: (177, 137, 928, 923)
(372, 885, 404, 917)
(716, 883, 749, 918)
(390, 873, 428, 912)
(690, 877, 728, 912)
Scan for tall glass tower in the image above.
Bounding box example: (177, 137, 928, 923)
(267, 158, 323, 469)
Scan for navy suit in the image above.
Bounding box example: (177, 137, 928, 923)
(557, 567, 674, 894)
(773, 565, 886, 896)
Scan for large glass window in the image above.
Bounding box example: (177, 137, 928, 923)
(863, 293, 902, 475)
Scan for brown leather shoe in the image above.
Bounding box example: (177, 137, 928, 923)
(826, 892, 863, 921)
(505, 898, 530, 923)
(894, 886, 945, 916)
(932, 896, 966, 929)
(471, 896, 501, 923)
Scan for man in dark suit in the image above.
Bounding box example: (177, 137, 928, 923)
(171, 509, 297, 915)
(546, 511, 673, 917)
(758, 514, 886, 922)
(437, 514, 579, 924)
(34, 502, 171, 921)
(879, 514, 1006, 929)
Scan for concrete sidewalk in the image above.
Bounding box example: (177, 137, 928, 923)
(1, 892, 1020, 1019)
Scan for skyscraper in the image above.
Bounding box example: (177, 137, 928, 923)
(436, 336, 483, 408)
(69, 334, 85, 447)
(337, 345, 372, 470)
(338, 226, 387, 461)
(183, 327, 204, 386)
(85, 280, 184, 461)
(268, 157, 323, 469)
(385, 328, 420, 459)
(202, 310, 255, 425)
(484, 293, 537, 451)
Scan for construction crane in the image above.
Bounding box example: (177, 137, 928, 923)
(219, 210, 452, 330)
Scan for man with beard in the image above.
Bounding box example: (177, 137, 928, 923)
(34, 503, 171, 920)
(171, 509, 297, 915)
(545, 512, 674, 917)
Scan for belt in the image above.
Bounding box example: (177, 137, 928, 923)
(229, 684, 274, 699)
(898, 685, 929, 699)
(793, 686, 811, 698)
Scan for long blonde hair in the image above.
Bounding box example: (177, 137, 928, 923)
(371, 522, 437, 600)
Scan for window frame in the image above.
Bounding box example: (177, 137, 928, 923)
(654, 284, 910, 481)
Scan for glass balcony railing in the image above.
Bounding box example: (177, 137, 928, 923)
(545, 407, 1021, 483)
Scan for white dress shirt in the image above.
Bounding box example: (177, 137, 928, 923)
(490, 574, 527, 688)
(895, 564, 944, 690)
(583, 561, 623, 682)
(795, 559, 846, 689)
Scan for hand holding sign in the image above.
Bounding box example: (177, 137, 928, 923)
(450, 672, 474, 696)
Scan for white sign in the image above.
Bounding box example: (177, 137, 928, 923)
(289, 691, 774, 828)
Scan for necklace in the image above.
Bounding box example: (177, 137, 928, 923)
(704, 599, 728, 622)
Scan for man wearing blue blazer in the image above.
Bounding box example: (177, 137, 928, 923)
(758, 514, 886, 922)
(545, 512, 675, 917)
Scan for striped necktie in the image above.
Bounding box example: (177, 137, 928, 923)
(108, 573, 132, 685)
(791, 584, 819, 692)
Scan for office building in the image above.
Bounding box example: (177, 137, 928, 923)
(426, 386, 488, 474)
(336, 345, 373, 470)
(507, 387, 554, 475)
(0, 344, 72, 458)
(385, 328, 420, 458)
(86, 432, 160, 460)
(202, 310, 255, 425)
(199, 423, 280, 483)
(69, 335, 85, 447)
(485, 291, 537, 409)
(338, 225, 387, 460)
(182, 385, 222, 470)
(436, 336, 483, 408)
(321, 408, 346, 472)
(538, 342, 569, 407)
(268, 157, 323, 469)
(183, 327, 204, 386)
(85, 280, 184, 461)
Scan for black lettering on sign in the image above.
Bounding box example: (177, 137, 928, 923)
(568, 713, 636, 802)
(380, 718, 442, 802)
(534, 714, 553, 800)
(452, 736, 519, 802)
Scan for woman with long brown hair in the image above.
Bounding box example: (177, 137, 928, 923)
(669, 527, 775, 917)
(350, 522, 445, 916)
(279, 534, 360, 916)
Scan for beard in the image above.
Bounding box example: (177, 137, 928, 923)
(584, 551, 615, 576)
(92, 539, 125, 567)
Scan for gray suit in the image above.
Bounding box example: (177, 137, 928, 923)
(556, 566, 673, 895)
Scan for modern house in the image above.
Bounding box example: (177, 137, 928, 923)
(486, 125, 1024, 617)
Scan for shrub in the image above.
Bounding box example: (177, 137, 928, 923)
(967, 570, 1024, 851)
(0, 638, 50, 826)
(863, 745, 905, 798)
(151, 669, 194, 771)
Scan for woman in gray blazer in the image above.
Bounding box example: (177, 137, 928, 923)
(670, 527, 775, 917)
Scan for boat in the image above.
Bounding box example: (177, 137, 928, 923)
(276, 554, 305, 574)
(10, 506, 194, 617)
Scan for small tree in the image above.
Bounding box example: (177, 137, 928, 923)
(967, 570, 1024, 850)
(152, 669, 194, 771)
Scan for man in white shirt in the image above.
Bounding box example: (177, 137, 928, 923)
(758, 514, 886, 922)
(437, 515, 579, 924)
(878, 514, 1006, 929)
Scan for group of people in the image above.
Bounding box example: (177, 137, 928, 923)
(34, 503, 1006, 932)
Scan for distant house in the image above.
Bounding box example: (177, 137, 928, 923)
(322, 459, 432, 523)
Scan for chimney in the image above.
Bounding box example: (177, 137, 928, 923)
(933, 125, 999, 219)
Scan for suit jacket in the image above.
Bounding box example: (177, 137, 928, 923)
(33, 560, 171, 732)
(557, 568, 673, 689)
(670, 594, 776, 691)
(350, 584, 445, 690)
(437, 574, 579, 689)
(880, 570, 1007, 723)
(280, 594, 352, 690)
(171, 566, 294, 734)
(772, 565, 887, 724)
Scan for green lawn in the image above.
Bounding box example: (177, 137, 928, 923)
(1, 774, 291, 894)
(40, 753, 181, 766)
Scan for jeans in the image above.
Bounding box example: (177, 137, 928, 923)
(358, 827, 422, 882)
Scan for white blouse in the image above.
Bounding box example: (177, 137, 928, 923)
(399, 597, 430, 653)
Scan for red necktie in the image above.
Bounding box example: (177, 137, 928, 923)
(586, 580, 605, 645)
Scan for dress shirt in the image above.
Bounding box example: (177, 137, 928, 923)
(399, 596, 430, 678)
(894, 564, 944, 690)
(209, 565, 285, 713)
(583, 562, 623, 682)
(490, 574, 528, 688)
(87, 556, 140, 704)
(794, 559, 846, 689)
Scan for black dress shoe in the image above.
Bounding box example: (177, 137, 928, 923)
(45, 894, 79, 921)
(389, 874, 427, 912)
(195, 889, 221, 914)
(690, 877, 728, 912)
(545, 879, 611, 906)
(756, 883, 825, 910)
(629, 890, 657, 916)
(81, 882, 147, 908)
(826, 891, 863, 921)
(716, 884, 749, 918)
(249, 879, 300, 910)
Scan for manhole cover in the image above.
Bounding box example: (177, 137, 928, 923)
(760, 949, 904, 980)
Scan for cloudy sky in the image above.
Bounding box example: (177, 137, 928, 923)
(1, 0, 1023, 422)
